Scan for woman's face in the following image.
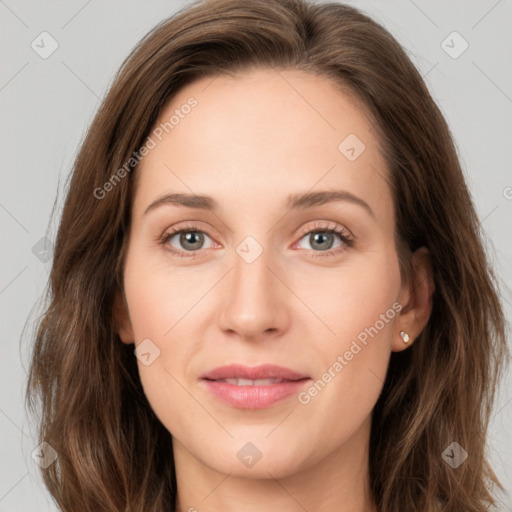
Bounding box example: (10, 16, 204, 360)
(117, 68, 411, 479)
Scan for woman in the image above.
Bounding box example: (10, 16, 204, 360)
(25, 0, 509, 510)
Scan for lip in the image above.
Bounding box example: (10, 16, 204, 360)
(200, 364, 309, 381)
(200, 364, 311, 409)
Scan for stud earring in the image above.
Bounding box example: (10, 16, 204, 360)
(400, 331, 410, 343)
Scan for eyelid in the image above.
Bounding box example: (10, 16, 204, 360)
(295, 220, 354, 241)
(159, 220, 219, 242)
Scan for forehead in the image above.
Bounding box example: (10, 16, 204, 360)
(132, 67, 391, 222)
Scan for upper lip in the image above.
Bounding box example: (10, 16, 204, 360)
(201, 364, 309, 381)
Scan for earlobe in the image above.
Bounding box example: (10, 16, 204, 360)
(114, 291, 135, 344)
(393, 247, 435, 352)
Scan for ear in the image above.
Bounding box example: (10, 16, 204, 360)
(113, 291, 135, 344)
(392, 247, 435, 352)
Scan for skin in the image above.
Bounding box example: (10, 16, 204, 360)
(115, 67, 434, 512)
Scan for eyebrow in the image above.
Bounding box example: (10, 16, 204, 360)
(143, 190, 375, 219)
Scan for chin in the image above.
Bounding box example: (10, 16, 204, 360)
(198, 435, 310, 479)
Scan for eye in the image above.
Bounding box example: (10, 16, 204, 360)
(158, 221, 354, 259)
(158, 223, 215, 257)
(294, 221, 354, 258)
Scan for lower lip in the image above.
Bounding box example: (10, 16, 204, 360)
(201, 379, 311, 409)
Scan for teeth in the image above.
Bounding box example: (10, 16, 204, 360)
(217, 378, 285, 386)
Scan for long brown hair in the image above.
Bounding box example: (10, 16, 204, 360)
(25, 0, 509, 510)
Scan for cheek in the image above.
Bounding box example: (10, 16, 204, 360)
(122, 245, 213, 340)
(295, 247, 401, 418)
(121, 260, 198, 434)
(296, 244, 401, 350)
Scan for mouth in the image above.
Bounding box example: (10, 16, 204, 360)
(200, 364, 311, 409)
(204, 377, 306, 386)
(200, 363, 309, 381)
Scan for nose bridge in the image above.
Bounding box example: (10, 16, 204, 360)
(233, 241, 272, 296)
(219, 236, 286, 337)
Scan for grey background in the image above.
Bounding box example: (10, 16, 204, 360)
(1, 0, 511, 510)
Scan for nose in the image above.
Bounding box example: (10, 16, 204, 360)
(218, 243, 290, 341)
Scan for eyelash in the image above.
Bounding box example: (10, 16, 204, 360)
(157, 221, 354, 259)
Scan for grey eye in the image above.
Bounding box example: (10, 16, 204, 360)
(298, 231, 343, 251)
(169, 231, 213, 251)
